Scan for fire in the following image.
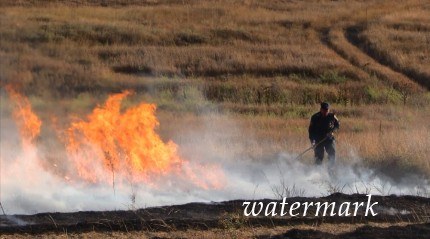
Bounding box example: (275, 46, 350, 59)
(66, 91, 183, 184)
(64, 91, 224, 188)
(4, 84, 42, 147)
(4, 88, 223, 190)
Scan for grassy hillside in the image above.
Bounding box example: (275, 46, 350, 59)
(1, 0, 430, 175)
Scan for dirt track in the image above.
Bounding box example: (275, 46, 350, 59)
(1, 193, 429, 238)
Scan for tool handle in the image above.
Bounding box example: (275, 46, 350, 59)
(294, 135, 329, 161)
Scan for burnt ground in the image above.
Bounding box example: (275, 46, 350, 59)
(1, 193, 429, 238)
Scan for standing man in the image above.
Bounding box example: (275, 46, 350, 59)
(308, 102, 340, 165)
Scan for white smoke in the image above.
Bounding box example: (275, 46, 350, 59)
(1, 93, 429, 216)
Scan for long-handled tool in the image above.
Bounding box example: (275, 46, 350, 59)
(0, 201, 5, 215)
(294, 135, 329, 161)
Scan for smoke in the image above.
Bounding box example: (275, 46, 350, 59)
(1, 89, 429, 216)
(0, 215, 30, 227)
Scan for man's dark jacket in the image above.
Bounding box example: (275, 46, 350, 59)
(308, 112, 340, 142)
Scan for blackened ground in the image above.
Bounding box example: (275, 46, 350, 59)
(0, 193, 429, 237)
(259, 223, 430, 239)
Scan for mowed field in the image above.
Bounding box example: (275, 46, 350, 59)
(1, 0, 430, 177)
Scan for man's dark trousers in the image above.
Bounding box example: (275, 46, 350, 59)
(314, 138, 335, 165)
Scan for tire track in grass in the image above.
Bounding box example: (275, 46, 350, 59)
(346, 25, 430, 90)
(319, 26, 423, 104)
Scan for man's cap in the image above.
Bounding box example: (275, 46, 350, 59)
(320, 102, 330, 110)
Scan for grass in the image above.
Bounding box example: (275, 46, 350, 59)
(151, 104, 430, 177)
(1, 222, 419, 238)
(358, 7, 430, 85)
(1, 0, 430, 180)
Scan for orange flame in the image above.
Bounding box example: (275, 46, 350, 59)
(4, 84, 42, 147)
(65, 91, 223, 188)
(4, 87, 224, 190)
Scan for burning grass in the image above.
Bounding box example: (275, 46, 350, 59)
(2, 86, 224, 191)
(1, 1, 430, 237)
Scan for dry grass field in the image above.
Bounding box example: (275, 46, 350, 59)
(2, 0, 429, 174)
(1, 1, 430, 238)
